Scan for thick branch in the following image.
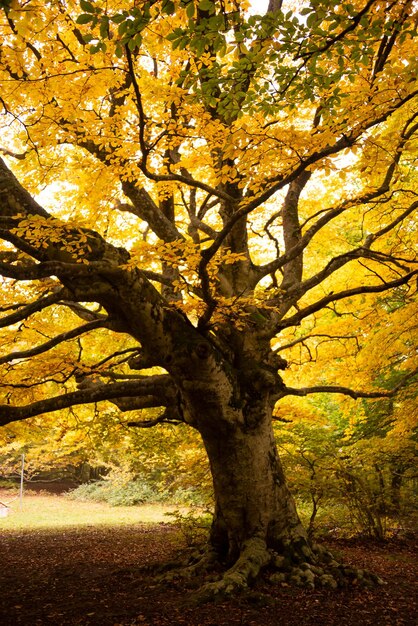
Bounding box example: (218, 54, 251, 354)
(0, 157, 49, 219)
(0, 375, 176, 426)
(116, 184, 182, 243)
(0, 157, 130, 275)
(280, 170, 311, 290)
(0, 259, 111, 280)
(267, 0, 283, 11)
(371, 1, 412, 82)
(59, 301, 107, 323)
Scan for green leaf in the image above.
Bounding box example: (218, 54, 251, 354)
(194, 37, 206, 56)
(198, 0, 214, 11)
(306, 12, 318, 30)
(133, 33, 143, 48)
(186, 1, 195, 18)
(110, 13, 126, 24)
(162, 0, 175, 15)
(178, 36, 189, 50)
(118, 21, 131, 35)
(76, 14, 94, 24)
(100, 19, 109, 39)
(80, 0, 95, 13)
(167, 28, 185, 41)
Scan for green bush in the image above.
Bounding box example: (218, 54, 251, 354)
(296, 500, 355, 539)
(0, 478, 18, 490)
(67, 479, 164, 506)
(168, 485, 211, 506)
(67, 478, 210, 507)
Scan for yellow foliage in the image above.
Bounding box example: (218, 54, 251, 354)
(0, 0, 416, 482)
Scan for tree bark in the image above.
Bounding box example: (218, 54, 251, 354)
(169, 379, 384, 598)
(203, 412, 309, 564)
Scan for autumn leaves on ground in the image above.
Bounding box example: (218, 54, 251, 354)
(0, 491, 416, 626)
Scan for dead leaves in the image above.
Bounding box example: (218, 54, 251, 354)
(0, 523, 416, 625)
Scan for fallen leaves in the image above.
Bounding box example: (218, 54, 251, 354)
(0, 524, 416, 625)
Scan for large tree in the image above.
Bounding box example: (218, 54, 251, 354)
(0, 0, 417, 595)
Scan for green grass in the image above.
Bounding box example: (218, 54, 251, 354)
(0, 491, 185, 532)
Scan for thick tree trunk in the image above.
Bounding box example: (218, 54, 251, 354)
(170, 341, 317, 589)
(177, 390, 326, 599)
(203, 411, 309, 564)
(161, 342, 383, 597)
(170, 390, 384, 599)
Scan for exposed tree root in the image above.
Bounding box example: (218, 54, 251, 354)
(159, 539, 385, 604)
(267, 543, 385, 592)
(194, 538, 271, 603)
(158, 546, 220, 584)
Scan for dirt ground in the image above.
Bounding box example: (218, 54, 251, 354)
(1, 518, 417, 626)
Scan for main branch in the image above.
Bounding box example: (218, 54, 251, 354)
(0, 375, 176, 427)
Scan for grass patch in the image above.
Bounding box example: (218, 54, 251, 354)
(0, 490, 186, 532)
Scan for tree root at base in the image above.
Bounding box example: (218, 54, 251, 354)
(194, 537, 271, 603)
(159, 539, 385, 604)
(158, 546, 220, 584)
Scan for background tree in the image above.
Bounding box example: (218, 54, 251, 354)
(0, 0, 417, 596)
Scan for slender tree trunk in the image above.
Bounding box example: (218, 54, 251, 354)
(390, 467, 404, 510)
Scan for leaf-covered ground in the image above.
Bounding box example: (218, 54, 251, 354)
(1, 517, 417, 626)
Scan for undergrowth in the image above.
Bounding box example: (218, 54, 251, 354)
(66, 478, 208, 508)
(64, 480, 416, 542)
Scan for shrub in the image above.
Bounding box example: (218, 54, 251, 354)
(0, 478, 18, 490)
(67, 479, 166, 506)
(67, 477, 210, 507)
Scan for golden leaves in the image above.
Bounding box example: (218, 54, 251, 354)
(12, 215, 92, 262)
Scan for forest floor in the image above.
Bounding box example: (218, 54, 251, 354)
(0, 492, 416, 626)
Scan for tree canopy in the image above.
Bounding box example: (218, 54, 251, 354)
(0, 0, 417, 597)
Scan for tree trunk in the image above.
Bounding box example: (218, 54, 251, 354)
(390, 467, 404, 511)
(174, 387, 331, 599)
(203, 411, 310, 565)
(171, 328, 308, 563)
(162, 344, 383, 597)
